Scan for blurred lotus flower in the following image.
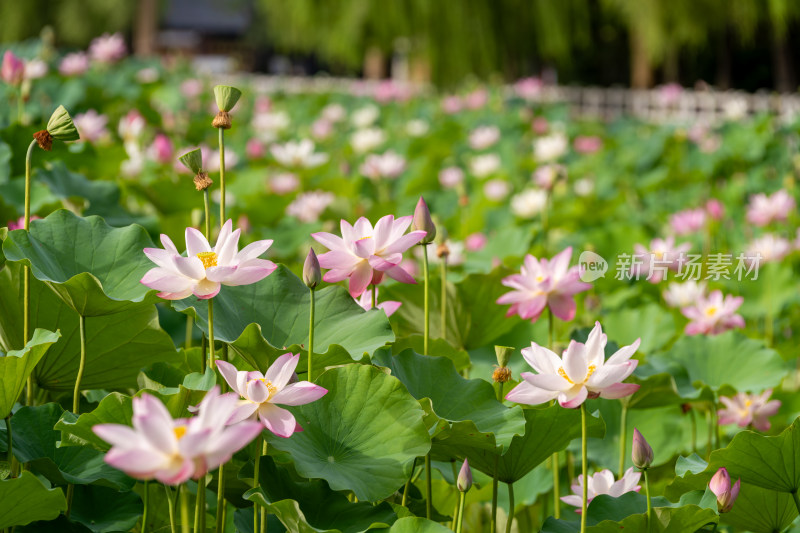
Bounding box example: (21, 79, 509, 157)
(311, 118, 334, 140)
(136, 67, 158, 84)
(718, 390, 781, 432)
(662, 280, 707, 308)
(469, 153, 501, 178)
(286, 191, 335, 223)
(439, 167, 464, 189)
(532, 117, 549, 135)
(515, 77, 543, 100)
(511, 189, 548, 219)
(442, 95, 462, 114)
(351, 128, 386, 153)
(270, 172, 300, 195)
(246, 138, 266, 160)
(312, 215, 427, 297)
(573, 135, 602, 154)
(59, 52, 89, 76)
(206, 147, 239, 172)
(631, 236, 691, 283)
(723, 98, 748, 121)
(533, 164, 565, 190)
(361, 151, 406, 180)
(573, 177, 595, 197)
(254, 95, 272, 113)
(669, 208, 706, 236)
(321, 103, 346, 122)
(709, 468, 740, 513)
(497, 247, 591, 323)
(681, 290, 744, 335)
(73, 110, 110, 144)
(118, 110, 146, 141)
(631, 428, 653, 469)
(705, 199, 724, 220)
(457, 458, 473, 492)
(658, 83, 683, 106)
(1, 51, 24, 85)
(469, 125, 500, 150)
(355, 287, 402, 317)
(180, 79, 203, 99)
(89, 32, 127, 64)
(465, 233, 487, 252)
(351, 105, 379, 128)
(465, 88, 488, 109)
(271, 139, 328, 168)
(7, 215, 40, 230)
(745, 233, 791, 264)
(148, 134, 173, 165)
(252, 110, 290, 140)
(561, 468, 641, 511)
(534, 132, 568, 162)
(506, 321, 640, 407)
(93, 389, 262, 484)
(216, 355, 328, 438)
(23, 58, 47, 80)
(141, 219, 277, 300)
(746, 190, 796, 227)
(406, 119, 429, 137)
(484, 179, 510, 201)
(423, 240, 465, 266)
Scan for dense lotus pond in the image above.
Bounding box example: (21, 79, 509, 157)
(0, 37, 799, 533)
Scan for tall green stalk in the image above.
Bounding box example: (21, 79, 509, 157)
(425, 453, 432, 520)
(73, 315, 87, 415)
(505, 482, 515, 533)
(216, 464, 226, 533)
(218, 128, 226, 224)
(423, 246, 430, 355)
(644, 469, 652, 532)
(252, 435, 263, 533)
(308, 289, 316, 381)
(401, 457, 417, 508)
(208, 299, 216, 370)
(580, 403, 588, 533)
(260, 440, 268, 533)
(142, 481, 149, 533)
(440, 257, 447, 336)
(455, 490, 466, 533)
(195, 476, 206, 532)
(23, 139, 36, 406)
(619, 402, 628, 477)
(180, 484, 190, 533)
(204, 189, 212, 239)
(164, 484, 177, 533)
(491, 455, 499, 532)
(4, 415, 13, 479)
(548, 308, 560, 519)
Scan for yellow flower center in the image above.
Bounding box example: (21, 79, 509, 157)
(558, 364, 596, 385)
(536, 275, 544, 282)
(744, 399, 753, 407)
(197, 251, 218, 268)
(705, 306, 718, 317)
(357, 236, 372, 241)
(248, 378, 278, 400)
(173, 426, 187, 440)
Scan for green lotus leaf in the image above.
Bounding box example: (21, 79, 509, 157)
(244, 456, 398, 532)
(265, 364, 430, 501)
(657, 331, 787, 392)
(435, 404, 604, 483)
(173, 265, 394, 367)
(0, 261, 178, 391)
(69, 484, 143, 533)
(602, 303, 676, 354)
(0, 328, 60, 418)
(0, 471, 67, 529)
(387, 517, 453, 532)
(2, 210, 159, 316)
(542, 504, 718, 533)
(372, 348, 526, 450)
(11, 403, 133, 489)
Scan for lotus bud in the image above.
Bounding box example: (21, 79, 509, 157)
(1, 51, 25, 86)
(413, 196, 436, 244)
(631, 428, 653, 469)
(709, 467, 740, 513)
(34, 105, 80, 150)
(456, 458, 472, 492)
(303, 248, 321, 289)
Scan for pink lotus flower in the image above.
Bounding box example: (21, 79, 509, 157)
(532, 164, 565, 190)
(514, 77, 543, 100)
(118, 110, 146, 141)
(718, 389, 781, 432)
(360, 151, 406, 180)
(669, 208, 706, 236)
(497, 247, 591, 322)
(709, 468, 740, 513)
(59, 52, 89, 76)
(532, 117, 549, 135)
(631, 237, 691, 283)
(483, 179, 511, 201)
(465, 233, 487, 252)
(658, 83, 683, 106)
(311, 118, 334, 140)
(468, 125, 500, 150)
(140, 220, 277, 300)
(439, 167, 464, 189)
(312, 215, 426, 298)
(270, 172, 300, 195)
(681, 290, 744, 335)
(505, 322, 640, 408)
(1, 51, 24, 85)
(705, 199, 724, 220)
(573, 136, 602, 154)
(89, 32, 127, 64)
(271, 139, 328, 169)
(464, 88, 488, 110)
(216, 355, 327, 438)
(286, 191, 335, 223)
(662, 280, 707, 308)
(73, 110, 110, 144)
(355, 288, 402, 317)
(23, 59, 47, 80)
(7, 215, 40, 230)
(561, 468, 641, 511)
(746, 190, 796, 227)
(745, 233, 791, 264)
(93, 388, 262, 484)
(246, 138, 266, 160)
(442, 96, 462, 114)
(148, 134, 173, 164)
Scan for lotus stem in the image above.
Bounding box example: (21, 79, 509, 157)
(184, 316, 193, 350)
(215, 463, 225, 533)
(456, 491, 466, 533)
(142, 481, 149, 533)
(644, 468, 652, 532)
(260, 439, 268, 533)
(450, 461, 459, 530)
(548, 308, 560, 519)
(24, 139, 36, 406)
(195, 475, 206, 532)
(73, 315, 86, 415)
(180, 484, 190, 533)
(705, 409, 713, 460)
(401, 457, 417, 507)
(505, 482, 515, 533)
(423, 245, 430, 355)
(308, 289, 316, 381)
(440, 257, 447, 336)
(66, 484, 74, 518)
(690, 406, 697, 453)
(164, 484, 177, 533)
(371, 284, 376, 311)
(4, 415, 13, 479)
(204, 189, 211, 240)
(425, 453, 433, 519)
(580, 403, 588, 533)
(491, 455, 499, 532)
(207, 299, 216, 370)
(252, 435, 263, 533)
(619, 402, 628, 477)
(218, 128, 226, 225)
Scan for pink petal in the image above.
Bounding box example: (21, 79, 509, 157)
(377, 301, 402, 317)
(505, 381, 559, 405)
(228, 402, 259, 424)
(559, 386, 588, 408)
(205, 265, 238, 282)
(598, 382, 640, 399)
(154, 457, 195, 485)
(172, 256, 205, 280)
(193, 280, 221, 299)
(348, 262, 373, 298)
(521, 344, 562, 375)
(265, 353, 299, 390)
(523, 372, 571, 391)
(548, 293, 577, 321)
(237, 240, 273, 262)
(223, 262, 277, 285)
(561, 340, 588, 384)
(382, 231, 427, 255)
(92, 424, 142, 448)
(185, 227, 211, 257)
(204, 421, 264, 470)
(384, 264, 416, 285)
(271, 382, 328, 406)
(104, 448, 167, 476)
(246, 379, 270, 404)
(143, 247, 178, 269)
(140, 268, 193, 293)
(368, 253, 403, 271)
(605, 338, 641, 365)
(312, 231, 346, 252)
(258, 403, 298, 438)
(318, 250, 359, 271)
